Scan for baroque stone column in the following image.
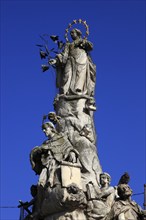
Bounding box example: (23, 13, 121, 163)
(19, 19, 146, 220)
(29, 19, 102, 220)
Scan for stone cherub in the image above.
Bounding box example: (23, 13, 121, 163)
(49, 27, 96, 96)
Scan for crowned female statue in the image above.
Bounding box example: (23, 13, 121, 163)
(49, 19, 96, 96)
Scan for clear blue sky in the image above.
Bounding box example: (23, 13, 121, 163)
(1, 0, 145, 219)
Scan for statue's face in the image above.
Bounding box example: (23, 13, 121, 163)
(100, 174, 109, 186)
(70, 30, 78, 40)
(119, 184, 132, 197)
(43, 126, 52, 137)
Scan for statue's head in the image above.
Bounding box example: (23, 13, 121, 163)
(117, 184, 132, 199)
(70, 28, 82, 40)
(42, 122, 56, 137)
(100, 172, 111, 185)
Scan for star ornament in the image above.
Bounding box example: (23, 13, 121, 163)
(86, 31, 89, 35)
(73, 20, 77, 24)
(78, 19, 82, 23)
(68, 23, 72, 28)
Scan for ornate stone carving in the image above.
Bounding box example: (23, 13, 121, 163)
(19, 19, 146, 220)
(49, 28, 96, 97)
(29, 122, 87, 219)
(86, 173, 117, 220)
(107, 183, 146, 220)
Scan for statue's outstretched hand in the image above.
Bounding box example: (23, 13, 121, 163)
(49, 59, 57, 65)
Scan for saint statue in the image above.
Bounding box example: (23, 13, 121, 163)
(30, 121, 78, 188)
(87, 172, 117, 220)
(107, 183, 146, 220)
(29, 122, 80, 219)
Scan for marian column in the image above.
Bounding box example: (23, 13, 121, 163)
(31, 19, 103, 220)
(19, 19, 146, 220)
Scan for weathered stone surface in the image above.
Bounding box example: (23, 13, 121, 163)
(51, 28, 96, 97)
(19, 19, 145, 220)
(61, 162, 82, 189)
(107, 183, 146, 220)
(44, 209, 87, 220)
(54, 94, 96, 144)
(86, 173, 117, 220)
